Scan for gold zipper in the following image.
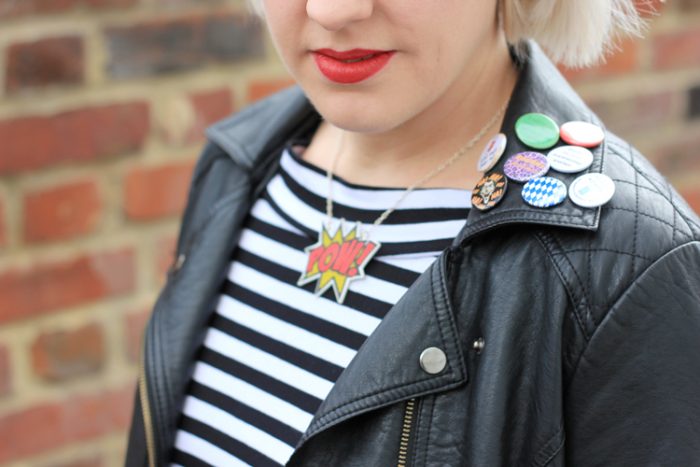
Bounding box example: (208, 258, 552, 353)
(139, 347, 157, 467)
(397, 398, 416, 467)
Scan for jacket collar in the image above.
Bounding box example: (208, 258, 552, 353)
(207, 41, 604, 243)
(459, 40, 604, 243)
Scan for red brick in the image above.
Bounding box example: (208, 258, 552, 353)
(651, 130, 700, 176)
(0, 101, 149, 175)
(635, 0, 665, 17)
(186, 88, 234, 143)
(681, 188, 700, 215)
(0, 197, 7, 247)
(24, 179, 101, 243)
(104, 13, 264, 79)
(0, 385, 133, 464)
(5, 35, 84, 93)
(83, 0, 137, 9)
(653, 28, 700, 70)
(0, 0, 78, 18)
(677, 0, 699, 11)
(560, 38, 640, 82)
(123, 161, 195, 220)
(587, 90, 676, 135)
(0, 248, 135, 325)
(41, 455, 104, 467)
(247, 78, 295, 103)
(0, 344, 11, 397)
(124, 309, 150, 363)
(0, 0, 136, 19)
(31, 322, 105, 382)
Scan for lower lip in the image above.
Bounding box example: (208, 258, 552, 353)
(312, 51, 395, 84)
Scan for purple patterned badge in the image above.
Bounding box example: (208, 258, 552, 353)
(503, 151, 550, 183)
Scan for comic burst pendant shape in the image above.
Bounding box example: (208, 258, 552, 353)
(297, 219, 381, 304)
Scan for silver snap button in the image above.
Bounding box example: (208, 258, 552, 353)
(472, 337, 485, 353)
(419, 347, 447, 374)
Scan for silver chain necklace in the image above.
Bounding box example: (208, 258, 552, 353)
(297, 101, 507, 304)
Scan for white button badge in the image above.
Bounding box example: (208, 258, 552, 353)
(569, 173, 616, 208)
(547, 145, 594, 174)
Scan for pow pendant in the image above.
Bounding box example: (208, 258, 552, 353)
(297, 220, 381, 304)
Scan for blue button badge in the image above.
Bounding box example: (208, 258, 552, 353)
(521, 176, 568, 208)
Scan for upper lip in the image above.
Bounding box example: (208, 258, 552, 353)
(312, 48, 391, 60)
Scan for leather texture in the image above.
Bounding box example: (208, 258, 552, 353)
(125, 42, 700, 466)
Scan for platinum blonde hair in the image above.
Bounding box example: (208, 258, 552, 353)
(502, 0, 646, 67)
(246, 0, 647, 68)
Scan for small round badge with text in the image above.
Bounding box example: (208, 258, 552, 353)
(477, 133, 508, 172)
(569, 173, 616, 208)
(504, 151, 550, 182)
(547, 145, 594, 174)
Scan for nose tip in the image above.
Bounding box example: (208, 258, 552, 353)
(306, 0, 374, 31)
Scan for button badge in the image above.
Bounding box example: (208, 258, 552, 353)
(515, 113, 560, 150)
(472, 172, 508, 211)
(521, 176, 568, 208)
(477, 133, 507, 172)
(504, 151, 550, 183)
(569, 173, 616, 208)
(547, 145, 594, 174)
(560, 121, 605, 148)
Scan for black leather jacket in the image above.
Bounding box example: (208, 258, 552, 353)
(125, 42, 700, 466)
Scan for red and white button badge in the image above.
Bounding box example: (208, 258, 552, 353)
(560, 121, 605, 148)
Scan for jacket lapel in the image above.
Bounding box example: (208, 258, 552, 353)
(297, 253, 468, 447)
(144, 164, 254, 459)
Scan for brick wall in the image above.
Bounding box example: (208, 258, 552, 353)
(0, 0, 698, 465)
(561, 0, 700, 210)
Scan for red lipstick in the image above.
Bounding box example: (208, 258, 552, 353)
(312, 48, 395, 84)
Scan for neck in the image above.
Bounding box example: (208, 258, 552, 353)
(316, 31, 519, 189)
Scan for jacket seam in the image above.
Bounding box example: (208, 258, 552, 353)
(566, 240, 700, 392)
(667, 178, 678, 244)
(550, 248, 654, 261)
(631, 141, 639, 278)
(602, 206, 693, 241)
(172, 183, 249, 274)
(607, 139, 699, 237)
(307, 375, 462, 437)
(422, 396, 435, 466)
(434, 253, 468, 386)
(429, 260, 455, 382)
(458, 213, 596, 247)
(148, 309, 168, 462)
(532, 423, 565, 467)
(307, 258, 466, 436)
(534, 231, 592, 341)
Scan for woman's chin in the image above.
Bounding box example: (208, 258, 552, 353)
(310, 100, 408, 135)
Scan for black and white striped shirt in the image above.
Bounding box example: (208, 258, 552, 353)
(170, 144, 471, 466)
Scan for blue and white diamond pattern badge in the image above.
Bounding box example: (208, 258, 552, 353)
(521, 176, 567, 208)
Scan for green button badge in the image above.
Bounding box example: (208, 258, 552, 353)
(515, 113, 560, 150)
